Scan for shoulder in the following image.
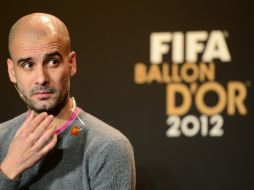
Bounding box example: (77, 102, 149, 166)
(80, 109, 130, 143)
(78, 110, 135, 180)
(0, 113, 26, 156)
(0, 113, 26, 134)
(0, 113, 26, 143)
(78, 109, 134, 154)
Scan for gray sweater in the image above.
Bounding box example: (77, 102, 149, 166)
(0, 109, 136, 190)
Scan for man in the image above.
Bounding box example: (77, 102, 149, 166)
(0, 13, 136, 190)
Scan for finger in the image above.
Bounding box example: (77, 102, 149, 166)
(24, 112, 49, 134)
(25, 110, 35, 126)
(39, 134, 57, 155)
(15, 111, 35, 137)
(30, 115, 54, 143)
(32, 125, 56, 151)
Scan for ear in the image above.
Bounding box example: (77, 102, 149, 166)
(68, 51, 77, 77)
(7, 58, 17, 83)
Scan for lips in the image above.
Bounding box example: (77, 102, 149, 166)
(33, 91, 53, 99)
(31, 86, 55, 100)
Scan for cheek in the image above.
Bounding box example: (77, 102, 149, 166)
(15, 73, 33, 91)
(51, 69, 70, 88)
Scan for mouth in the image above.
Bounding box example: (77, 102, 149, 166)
(33, 91, 54, 99)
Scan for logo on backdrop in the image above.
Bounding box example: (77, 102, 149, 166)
(134, 30, 250, 138)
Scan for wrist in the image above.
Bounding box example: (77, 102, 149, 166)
(0, 162, 21, 180)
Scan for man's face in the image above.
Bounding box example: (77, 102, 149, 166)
(7, 33, 76, 114)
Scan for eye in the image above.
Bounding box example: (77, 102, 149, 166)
(22, 62, 34, 70)
(48, 59, 59, 68)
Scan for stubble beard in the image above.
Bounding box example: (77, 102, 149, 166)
(26, 91, 69, 115)
(17, 80, 70, 116)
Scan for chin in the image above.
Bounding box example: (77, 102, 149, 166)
(29, 101, 54, 113)
(33, 101, 65, 115)
(28, 94, 68, 115)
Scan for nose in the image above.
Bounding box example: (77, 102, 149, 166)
(35, 65, 49, 85)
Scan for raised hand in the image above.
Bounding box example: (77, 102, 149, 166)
(0, 111, 58, 179)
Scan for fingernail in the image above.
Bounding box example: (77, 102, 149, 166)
(29, 110, 34, 118)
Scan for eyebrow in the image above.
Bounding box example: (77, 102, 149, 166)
(16, 51, 63, 65)
(44, 51, 63, 59)
(17, 57, 32, 65)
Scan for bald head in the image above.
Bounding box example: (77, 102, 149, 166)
(8, 13, 70, 57)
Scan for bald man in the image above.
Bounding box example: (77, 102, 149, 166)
(0, 13, 136, 190)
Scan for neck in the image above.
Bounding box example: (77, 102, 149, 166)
(30, 97, 75, 131)
(55, 97, 74, 120)
(51, 97, 75, 131)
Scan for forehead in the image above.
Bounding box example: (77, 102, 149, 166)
(10, 34, 68, 61)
